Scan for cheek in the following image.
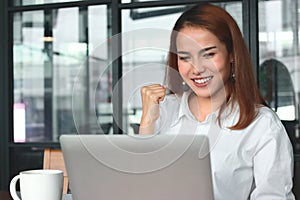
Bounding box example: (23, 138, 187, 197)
(207, 56, 225, 72)
(216, 63, 231, 82)
(210, 57, 230, 76)
(177, 62, 190, 78)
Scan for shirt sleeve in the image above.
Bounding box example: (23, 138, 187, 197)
(154, 94, 180, 134)
(250, 119, 295, 200)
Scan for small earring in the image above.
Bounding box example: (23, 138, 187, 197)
(182, 81, 189, 91)
(231, 72, 236, 81)
(230, 61, 236, 82)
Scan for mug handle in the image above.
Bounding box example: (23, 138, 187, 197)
(9, 175, 21, 200)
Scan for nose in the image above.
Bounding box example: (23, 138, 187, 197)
(191, 58, 206, 75)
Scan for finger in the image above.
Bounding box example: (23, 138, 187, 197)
(147, 91, 166, 104)
(141, 84, 167, 104)
(147, 84, 167, 93)
(141, 85, 165, 97)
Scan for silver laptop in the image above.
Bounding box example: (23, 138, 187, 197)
(60, 134, 214, 200)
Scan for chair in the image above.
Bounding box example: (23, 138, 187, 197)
(43, 148, 68, 194)
(259, 58, 298, 151)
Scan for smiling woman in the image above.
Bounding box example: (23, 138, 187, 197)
(176, 27, 231, 122)
(139, 3, 295, 200)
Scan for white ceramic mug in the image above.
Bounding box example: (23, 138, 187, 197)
(10, 169, 63, 200)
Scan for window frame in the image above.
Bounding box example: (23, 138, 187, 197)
(0, 0, 257, 190)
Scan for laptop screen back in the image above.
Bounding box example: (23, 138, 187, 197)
(60, 134, 214, 200)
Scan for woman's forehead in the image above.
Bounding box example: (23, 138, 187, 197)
(176, 27, 223, 52)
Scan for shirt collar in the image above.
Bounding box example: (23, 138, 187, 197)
(178, 90, 194, 120)
(171, 90, 239, 129)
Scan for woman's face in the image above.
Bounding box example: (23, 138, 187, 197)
(176, 27, 232, 101)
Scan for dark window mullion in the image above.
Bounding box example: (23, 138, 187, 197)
(44, 9, 54, 141)
(111, 0, 123, 134)
(0, 0, 12, 190)
(243, 0, 259, 80)
(120, 0, 241, 9)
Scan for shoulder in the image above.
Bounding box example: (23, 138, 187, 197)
(229, 105, 287, 140)
(255, 106, 283, 129)
(250, 106, 291, 143)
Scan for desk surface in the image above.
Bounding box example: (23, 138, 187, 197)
(0, 191, 12, 200)
(0, 191, 72, 200)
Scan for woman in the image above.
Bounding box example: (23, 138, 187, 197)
(139, 3, 295, 199)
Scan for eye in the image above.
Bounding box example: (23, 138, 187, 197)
(203, 52, 215, 59)
(178, 56, 191, 62)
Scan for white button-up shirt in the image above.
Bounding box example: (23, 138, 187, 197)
(154, 90, 295, 200)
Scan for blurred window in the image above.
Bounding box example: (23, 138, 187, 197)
(13, 6, 109, 142)
(258, 0, 300, 152)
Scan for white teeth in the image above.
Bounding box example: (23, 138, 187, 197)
(194, 76, 212, 84)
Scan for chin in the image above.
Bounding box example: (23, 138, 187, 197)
(192, 90, 213, 98)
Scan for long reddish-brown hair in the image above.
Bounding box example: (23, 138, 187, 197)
(165, 3, 267, 130)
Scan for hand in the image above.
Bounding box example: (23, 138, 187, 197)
(139, 84, 167, 134)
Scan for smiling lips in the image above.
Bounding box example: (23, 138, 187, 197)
(193, 76, 213, 86)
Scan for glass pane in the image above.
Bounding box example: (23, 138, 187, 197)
(13, 5, 109, 142)
(121, 2, 243, 135)
(122, 0, 160, 3)
(13, 0, 88, 6)
(258, 0, 300, 151)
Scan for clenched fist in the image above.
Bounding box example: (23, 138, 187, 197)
(139, 84, 167, 134)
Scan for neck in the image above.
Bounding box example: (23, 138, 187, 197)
(188, 92, 226, 122)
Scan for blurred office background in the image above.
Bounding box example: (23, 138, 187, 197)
(1, 0, 300, 197)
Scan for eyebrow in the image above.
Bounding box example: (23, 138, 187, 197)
(177, 46, 217, 55)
